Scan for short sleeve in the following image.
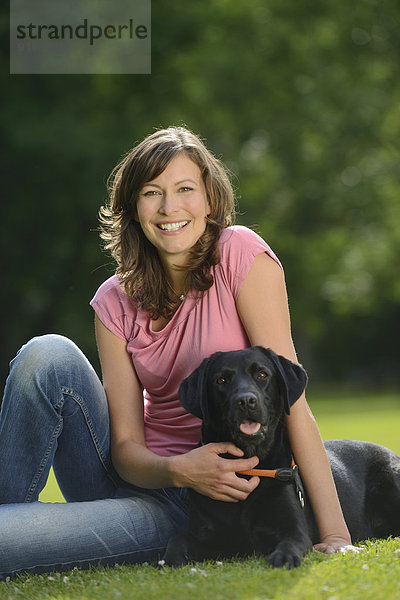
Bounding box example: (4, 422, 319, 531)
(90, 275, 137, 341)
(218, 226, 283, 299)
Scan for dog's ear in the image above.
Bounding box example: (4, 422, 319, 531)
(257, 347, 308, 415)
(178, 355, 216, 422)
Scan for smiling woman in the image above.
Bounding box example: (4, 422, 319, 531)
(0, 126, 357, 580)
(99, 127, 235, 321)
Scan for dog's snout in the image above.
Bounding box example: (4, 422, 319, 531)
(237, 393, 257, 409)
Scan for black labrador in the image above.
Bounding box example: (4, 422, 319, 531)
(163, 346, 400, 568)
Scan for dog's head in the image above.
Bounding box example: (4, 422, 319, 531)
(179, 347, 308, 458)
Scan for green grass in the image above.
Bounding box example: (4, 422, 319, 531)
(309, 388, 400, 455)
(3, 388, 400, 599)
(39, 469, 65, 503)
(1, 540, 400, 600)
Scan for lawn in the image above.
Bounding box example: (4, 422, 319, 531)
(2, 388, 400, 600)
(1, 540, 400, 600)
(309, 388, 400, 455)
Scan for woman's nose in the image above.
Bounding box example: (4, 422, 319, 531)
(159, 191, 179, 215)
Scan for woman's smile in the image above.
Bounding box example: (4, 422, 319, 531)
(156, 220, 190, 232)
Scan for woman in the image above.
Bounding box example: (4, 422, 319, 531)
(0, 126, 355, 579)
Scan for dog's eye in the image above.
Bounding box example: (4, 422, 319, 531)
(216, 377, 226, 385)
(257, 370, 268, 380)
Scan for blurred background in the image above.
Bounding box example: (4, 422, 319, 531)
(2, 0, 400, 393)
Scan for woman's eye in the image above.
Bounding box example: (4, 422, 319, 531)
(257, 371, 268, 380)
(216, 377, 226, 385)
(179, 186, 193, 192)
(143, 190, 160, 197)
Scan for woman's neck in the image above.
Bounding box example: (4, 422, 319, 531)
(164, 265, 190, 298)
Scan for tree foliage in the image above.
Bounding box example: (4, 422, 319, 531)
(2, 0, 400, 387)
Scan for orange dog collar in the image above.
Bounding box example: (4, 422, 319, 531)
(238, 458, 305, 508)
(238, 457, 295, 479)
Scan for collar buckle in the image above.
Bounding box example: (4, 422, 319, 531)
(275, 466, 296, 482)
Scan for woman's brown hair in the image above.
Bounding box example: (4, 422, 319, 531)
(99, 126, 236, 319)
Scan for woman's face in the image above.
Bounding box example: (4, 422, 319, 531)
(136, 153, 210, 269)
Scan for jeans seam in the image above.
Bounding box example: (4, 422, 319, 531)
(25, 418, 63, 502)
(54, 394, 65, 411)
(60, 386, 115, 483)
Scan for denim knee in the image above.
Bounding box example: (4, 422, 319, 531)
(11, 335, 82, 373)
(8, 335, 87, 391)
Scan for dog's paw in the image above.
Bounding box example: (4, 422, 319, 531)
(161, 554, 190, 568)
(162, 533, 191, 568)
(267, 549, 301, 569)
(161, 548, 190, 568)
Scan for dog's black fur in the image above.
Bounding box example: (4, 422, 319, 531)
(163, 346, 400, 568)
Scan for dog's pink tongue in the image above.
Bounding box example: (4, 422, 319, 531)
(240, 420, 261, 435)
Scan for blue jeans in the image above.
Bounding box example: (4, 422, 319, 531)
(0, 335, 189, 579)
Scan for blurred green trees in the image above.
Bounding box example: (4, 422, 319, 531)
(2, 0, 400, 387)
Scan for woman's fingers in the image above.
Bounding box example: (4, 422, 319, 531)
(201, 444, 260, 501)
(215, 476, 260, 502)
(172, 442, 261, 501)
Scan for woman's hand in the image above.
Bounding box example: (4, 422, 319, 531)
(313, 535, 363, 555)
(169, 442, 260, 502)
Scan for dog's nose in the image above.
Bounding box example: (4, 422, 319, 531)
(237, 394, 257, 409)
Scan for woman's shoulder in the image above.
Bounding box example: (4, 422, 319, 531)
(91, 274, 137, 317)
(215, 226, 282, 299)
(218, 225, 281, 267)
(219, 224, 270, 246)
(91, 274, 125, 302)
(90, 275, 138, 340)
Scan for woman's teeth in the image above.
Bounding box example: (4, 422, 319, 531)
(158, 221, 188, 231)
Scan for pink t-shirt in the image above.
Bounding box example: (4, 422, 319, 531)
(90, 226, 281, 457)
